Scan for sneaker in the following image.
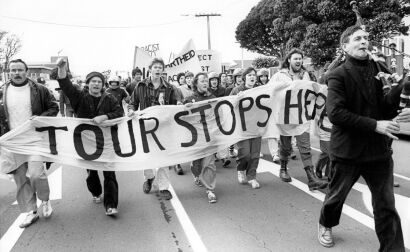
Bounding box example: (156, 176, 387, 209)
(272, 154, 280, 164)
(222, 158, 231, 168)
(175, 164, 184, 175)
(106, 208, 118, 216)
(290, 151, 297, 159)
(92, 195, 102, 204)
(42, 200, 53, 218)
(394, 181, 400, 187)
(19, 211, 39, 228)
(229, 149, 238, 158)
(159, 190, 173, 200)
(194, 177, 204, 187)
(237, 171, 247, 184)
(248, 179, 260, 189)
(207, 190, 217, 203)
(143, 178, 154, 193)
(318, 223, 334, 248)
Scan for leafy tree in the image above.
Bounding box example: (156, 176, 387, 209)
(236, 0, 410, 67)
(252, 56, 279, 68)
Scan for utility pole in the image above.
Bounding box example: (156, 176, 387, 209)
(195, 13, 221, 50)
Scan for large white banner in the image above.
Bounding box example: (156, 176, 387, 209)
(1, 81, 407, 173)
(165, 39, 201, 83)
(197, 50, 222, 73)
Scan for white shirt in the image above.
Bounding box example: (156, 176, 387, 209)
(6, 84, 32, 130)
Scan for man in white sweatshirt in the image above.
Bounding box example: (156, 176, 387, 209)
(0, 59, 59, 228)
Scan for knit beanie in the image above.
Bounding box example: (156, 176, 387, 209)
(86, 71, 105, 84)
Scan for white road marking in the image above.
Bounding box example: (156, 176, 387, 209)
(310, 147, 410, 183)
(1, 166, 62, 252)
(353, 183, 410, 249)
(257, 160, 375, 229)
(168, 185, 208, 252)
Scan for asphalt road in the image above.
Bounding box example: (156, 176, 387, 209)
(1, 137, 409, 252)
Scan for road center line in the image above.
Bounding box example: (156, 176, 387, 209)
(168, 184, 208, 252)
(310, 147, 410, 182)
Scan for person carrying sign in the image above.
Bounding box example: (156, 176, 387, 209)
(0, 59, 59, 228)
(230, 67, 262, 189)
(56, 59, 124, 216)
(317, 25, 404, 250)
(184, 72, 218, 203)
(270, 48, 327, 191)
(128, 58, 181, 200)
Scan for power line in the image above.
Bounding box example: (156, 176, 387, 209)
(0, 15, 195, 29)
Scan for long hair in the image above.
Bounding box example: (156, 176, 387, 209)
(281, 48, 304, 70)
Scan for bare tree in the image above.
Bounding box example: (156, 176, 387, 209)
(1, 34, 22, 72)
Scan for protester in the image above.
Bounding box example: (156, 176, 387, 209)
(226, 73, 233, 87)
(225, 68, 243, 96)
(178, 71, 195, 101)
(318, 25, 404, 250)
(257, 68, 269, 86)
(184, 72, 218, 203)
(230, 67, 262, 189)
(56, 58, 123, 216)
(126, 67, 143, 95)
(128, 58, 181, 200)
(60, 82, 81, 117)
(225, 69, 243, 158)
(106, 75, 130, 111)
(209, 72, 226, 98)
(208, 72, 231, 168)
(0, 59, 58, 228)
(219, 72, 228, 88)
(270, 48, 327, 191)
(176, 72, 186, 86)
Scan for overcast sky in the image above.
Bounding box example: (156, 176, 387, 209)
(0, 0, 263, 76)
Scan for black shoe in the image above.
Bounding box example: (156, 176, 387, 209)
(279, 160, 291, 182)
(305, 166, 328, 191)
(143, 178, 154, 193)
(159, 190, 173, 200)
(175, 164, 184, 175)
(222, 159, 231, 168)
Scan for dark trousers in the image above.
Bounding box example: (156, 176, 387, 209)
(236, 137, 262, 180)
(86, 170, 118, 209)
(319, 158, 404, 252)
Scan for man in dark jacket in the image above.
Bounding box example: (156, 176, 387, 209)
(128, 57, 181, 200)
(56, 58, 124, 216)
(126, 67, 143, 95)
(0, 59, 58, 228)
(318, 25, 404, 251)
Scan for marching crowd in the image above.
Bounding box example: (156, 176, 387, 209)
(1, 24, 410, 251)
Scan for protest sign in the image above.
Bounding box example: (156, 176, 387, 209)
(197, 50, 222, 73)
(165, 39, 201, 83)
(133, 47, 153, 79)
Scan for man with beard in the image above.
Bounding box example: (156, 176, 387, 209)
(128, 58, 181, 200)
(0, 59, 58, 227)
(270, 48, 327, 191)
(317, 25, 404, 250)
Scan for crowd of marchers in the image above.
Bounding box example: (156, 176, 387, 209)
(1, 24, 410, 251)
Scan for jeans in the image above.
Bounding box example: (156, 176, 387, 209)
(315, 140, 332, 178)
(236, 137, 262, 180)
(86, 170, 118, 209)
(144, 167, 170, 191)
(319, 158, 404, 252)
(191, 155, 216, 191)
(279, 132, 313, 167)
(12, 162, 50, 213)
